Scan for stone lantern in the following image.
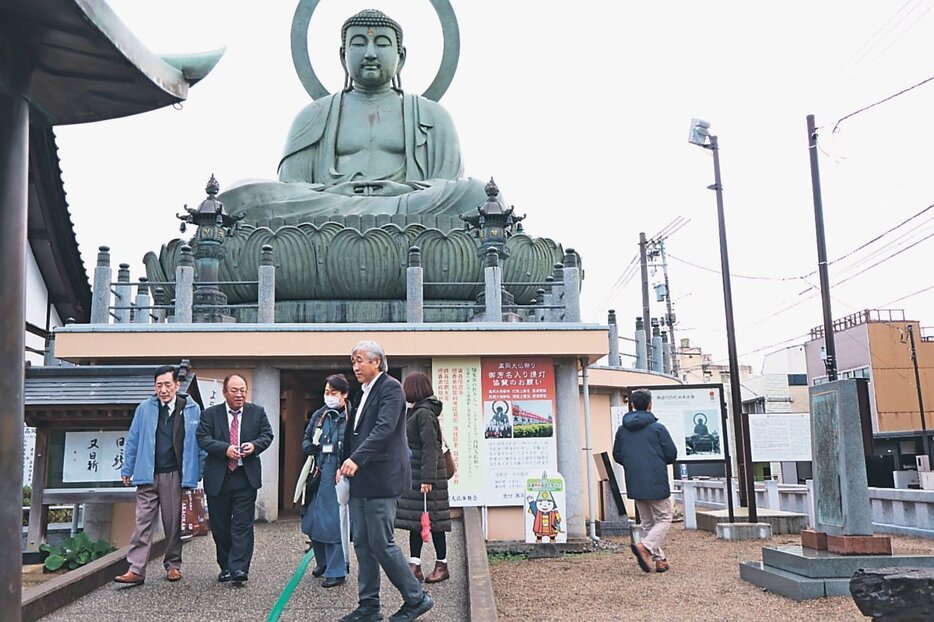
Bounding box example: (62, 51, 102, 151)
(460, 178, 525, 261)
(177, 175, 244, 322)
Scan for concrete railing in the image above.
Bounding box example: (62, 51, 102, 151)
(870, 487, 934, 538)
(676, 478, 934, 538)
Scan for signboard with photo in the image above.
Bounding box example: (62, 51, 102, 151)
(523, 470, 567, 544)
(612, 384, 727, 463)
(480, 357, 558, 506)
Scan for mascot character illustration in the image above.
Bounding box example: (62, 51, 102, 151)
(527, 490, 562, 543)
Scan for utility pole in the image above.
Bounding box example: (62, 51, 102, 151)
(807, 114, 837, 381)
(639, 232, 652, 369)
(907, 324, 931, 461)
(657, 238, 679, 377)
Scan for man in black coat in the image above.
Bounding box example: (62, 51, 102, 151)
(613, 388, 678, 574)
(336, 341, 433, 622)
(197, 374, 274, 584)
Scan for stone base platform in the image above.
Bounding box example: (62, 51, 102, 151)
(717, 522, 772, 540)
(595, 519, 632, 537)
(739, 545, 934, 601)
(697, 508, 807, 535)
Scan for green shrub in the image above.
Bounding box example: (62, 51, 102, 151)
(513, 423, 553, 438)
(40, 532, 116, 572)
(23, 486, 31, 506)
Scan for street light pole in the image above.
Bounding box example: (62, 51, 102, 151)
(907, 324, 931, 462)
(806, 114, 838, 381)
(707, 135, 757, 523)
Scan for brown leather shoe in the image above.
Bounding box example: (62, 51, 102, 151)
(425, 561, 449, 583)
(409, 562, 424, 582)
(630, 543, 654, 573)
(114, 571, 144, 585)
(655, 559, 670, 573)
(166, 568, 181, 581)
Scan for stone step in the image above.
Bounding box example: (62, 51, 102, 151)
(696, 508, 808, 534)
(739, 561, 851, 601)
(761, 545, 934, 579)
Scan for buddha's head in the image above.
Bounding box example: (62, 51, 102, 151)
(340, 9, 407, 92)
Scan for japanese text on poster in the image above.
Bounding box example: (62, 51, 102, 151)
(749, 413, 812, 462)
(432, 358, 483, 507)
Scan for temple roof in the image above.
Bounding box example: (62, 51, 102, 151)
(24, 362, 200, 426)
(1, 0, 224, 125)
(28, 126, 90, 323)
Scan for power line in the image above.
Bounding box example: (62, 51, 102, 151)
(854, 0, 934, 74)
(833, 228, 934, 286)
(838, 1, 916, 75)
(833, 71, 934, 134)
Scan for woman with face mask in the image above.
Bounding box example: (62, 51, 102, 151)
(301, 374, 350, 587)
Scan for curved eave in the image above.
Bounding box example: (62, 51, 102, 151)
(0, 0, 223, 126)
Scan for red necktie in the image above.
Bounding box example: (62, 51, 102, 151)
(228, 410, 240, 472)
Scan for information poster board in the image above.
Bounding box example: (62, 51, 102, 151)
(524, 470, 567, 544)
(433, 358, 483, 506)
(62, 431, 127, 483)
(23, 426, 36, 485)
(480, 357, 558, 506)
(612, 384, 726, 463)
(749, 413, 812, 462)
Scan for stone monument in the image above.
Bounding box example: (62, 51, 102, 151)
(740, 378, 934, 600)
(144, 6, 571, 322)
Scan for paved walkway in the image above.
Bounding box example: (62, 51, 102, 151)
(40, 517, 468, 622)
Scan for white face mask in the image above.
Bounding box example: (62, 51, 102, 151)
(324, 395, 343, 409)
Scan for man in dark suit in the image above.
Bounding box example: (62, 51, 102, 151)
(337, 341, 433, 622)
(197, 373, 274, 584)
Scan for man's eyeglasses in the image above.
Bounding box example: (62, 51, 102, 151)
(227, 388, 248, 395)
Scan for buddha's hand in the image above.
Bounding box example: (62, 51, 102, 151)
(327, 180, 416, 197)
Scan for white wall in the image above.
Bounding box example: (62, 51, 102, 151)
(25, 245, 62, 365)
(761, 345, 806, 375)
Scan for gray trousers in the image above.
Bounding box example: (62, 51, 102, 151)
(125, 471, 182, 576)
(349, 496, 423, 611)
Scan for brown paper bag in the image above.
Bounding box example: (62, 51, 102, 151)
(180, 488, 210, 539)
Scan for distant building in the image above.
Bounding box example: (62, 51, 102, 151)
(804, 309, 934, 486)
(677, 337, 752, 385)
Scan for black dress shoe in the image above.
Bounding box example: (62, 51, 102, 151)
(311, 565, 326, 577)
(322, 576, 346, 588)
(217, 570, 231, 583)
(231, 570, 248, 583)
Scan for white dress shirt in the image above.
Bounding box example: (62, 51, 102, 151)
(353, 372, 383, 432)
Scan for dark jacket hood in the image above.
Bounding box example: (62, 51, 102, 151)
(412, 396, 443, 417)
(622, 410, 657, 431)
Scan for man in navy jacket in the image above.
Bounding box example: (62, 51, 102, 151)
(337, 341, 433, 622)
(613, 388, 678, 573)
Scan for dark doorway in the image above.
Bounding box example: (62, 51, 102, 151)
(277, 367, 402, 514)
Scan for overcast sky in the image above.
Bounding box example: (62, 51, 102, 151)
(55, 1, 934, 373)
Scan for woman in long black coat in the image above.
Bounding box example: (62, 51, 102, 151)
(395, 372, 451, 583)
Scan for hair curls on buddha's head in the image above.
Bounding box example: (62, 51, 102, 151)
(340, 9, 405, 92)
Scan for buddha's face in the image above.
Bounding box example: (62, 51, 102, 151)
(343, 25, 405, 89)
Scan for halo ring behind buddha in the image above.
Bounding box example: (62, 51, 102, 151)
(290, 0, 460, 102)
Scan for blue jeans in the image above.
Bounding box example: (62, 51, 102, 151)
(349, 496, 423, 610)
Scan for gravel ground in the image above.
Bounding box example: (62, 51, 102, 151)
(490, 524, 934, 622)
